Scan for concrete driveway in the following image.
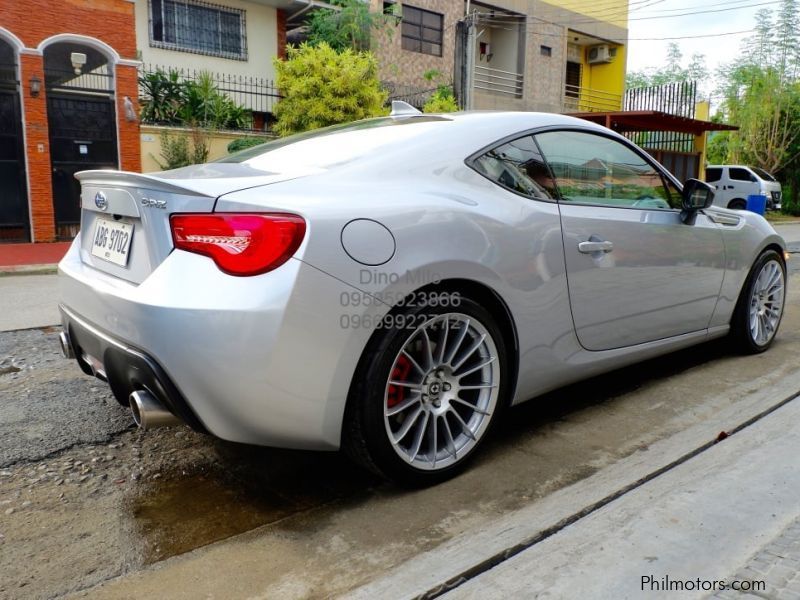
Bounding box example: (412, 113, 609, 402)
(1, 222, 799, 598)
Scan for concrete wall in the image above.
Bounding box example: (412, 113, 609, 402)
(140, 125, 271, 172)
(134, 0, 279, 81)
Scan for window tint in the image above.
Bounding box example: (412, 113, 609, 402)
(729, 167, 755, 182)
(751, 167, 776, 182)
(705, 167, 722, 183)
(472, 136, 558, 200)
(535, 130, 677, 209)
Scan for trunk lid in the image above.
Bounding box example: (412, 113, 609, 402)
(76, 166, 315, 284)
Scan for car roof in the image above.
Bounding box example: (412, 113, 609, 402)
(222, 111, 615, 172)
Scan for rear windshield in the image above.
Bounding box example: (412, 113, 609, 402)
(751, 167, 777, 182)
(218, 116, 450, 170)
(705, 167, 722, 182)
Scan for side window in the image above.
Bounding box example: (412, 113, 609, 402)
(705, 168, 722, 183)
(534, 130, 677, 210)
(730, 167, 755, 182)
(472, 135, 558, 200)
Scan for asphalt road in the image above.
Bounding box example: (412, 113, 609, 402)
(1, 221, 799, 598)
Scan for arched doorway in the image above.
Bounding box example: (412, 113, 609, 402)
(0, 36, 30, 242)
(43, 41, 118, 240)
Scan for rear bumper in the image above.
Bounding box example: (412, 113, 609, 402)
(60, 305, 207, 432)
(58, 238, 376, 450)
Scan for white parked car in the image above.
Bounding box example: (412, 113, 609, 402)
(705, 165, 782, 211)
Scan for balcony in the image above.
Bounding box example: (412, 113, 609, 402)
(563, 85, 623, 113)
(474, 65, 524, 98)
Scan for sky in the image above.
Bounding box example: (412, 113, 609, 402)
(626, 0, 774, 99)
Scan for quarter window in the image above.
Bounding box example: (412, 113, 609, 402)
(705, 167, 722, 183)
(472, 136, 558, 200)
(401, 5, 443, 56)
(534, 130, 678, 209)
(150, 0, 247, 60)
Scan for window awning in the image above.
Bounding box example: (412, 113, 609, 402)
(569, 110, 738, 135)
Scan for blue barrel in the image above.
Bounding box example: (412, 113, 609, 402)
(746, 194, 767, 215)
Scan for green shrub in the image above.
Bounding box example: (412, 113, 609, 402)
(227, 137, 269, 154)
(153, 128, 209, 170)
(140, 69, 252, 130)
(423, 89, 459, 113)
(421, 69, 459, 113)
(273, 42, 388, 136)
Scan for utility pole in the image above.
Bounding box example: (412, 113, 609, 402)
(455, 12, 477, 111)
(464, 13, 476, 110)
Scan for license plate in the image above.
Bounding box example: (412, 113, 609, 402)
(91, 218, 134, 267)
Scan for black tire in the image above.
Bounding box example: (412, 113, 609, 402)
(730, 249, 786, 354)
(343, 296, 509, 486)
(728, 198, 747, 210)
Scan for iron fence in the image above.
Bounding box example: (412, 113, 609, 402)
(384, 82, 438, 109)
(624, 81, 698, 152)
(138, 64, 281, 131)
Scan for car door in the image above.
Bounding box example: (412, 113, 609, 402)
(534, 129, 726, 351)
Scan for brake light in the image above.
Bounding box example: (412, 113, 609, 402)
(170, 213, 306, 276)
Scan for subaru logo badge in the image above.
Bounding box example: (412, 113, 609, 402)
(94, 191, 108, 211)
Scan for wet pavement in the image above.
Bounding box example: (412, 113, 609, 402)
(2, 283, 800, 599)
(1, 226, 799, 598)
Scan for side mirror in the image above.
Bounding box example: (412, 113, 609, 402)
(681, 178, 714, 223)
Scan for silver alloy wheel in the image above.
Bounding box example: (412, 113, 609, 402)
(383, 313, 500, 471)
(749, 259, 785, 346)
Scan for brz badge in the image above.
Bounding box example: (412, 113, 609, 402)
(94, 191, 108, 211)
(141, 198, 167, 209)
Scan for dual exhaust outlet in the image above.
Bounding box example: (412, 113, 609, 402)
(59, 331, 181, 431)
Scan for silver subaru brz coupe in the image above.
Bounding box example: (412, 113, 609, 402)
(58, 106, 787, 485)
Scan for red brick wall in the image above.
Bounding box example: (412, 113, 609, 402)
(19, 54, 55, 242)
(116, 65, 141, 174)
(0, 0, 137, 60)
(1, 0, 138, 242)
(277, 9, 287, 60)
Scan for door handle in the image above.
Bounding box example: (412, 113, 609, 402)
(578, 240, 614, 254)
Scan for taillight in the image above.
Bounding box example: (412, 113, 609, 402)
(170, 213, 306, 276)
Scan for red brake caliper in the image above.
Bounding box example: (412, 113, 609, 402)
(387, 355, 413, 409)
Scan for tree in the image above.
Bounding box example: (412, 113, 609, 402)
(305, 0, 399, 52)
(713, 0, 800, 212)
(625, 43, 708, 90)
(272, 42, 388, 135)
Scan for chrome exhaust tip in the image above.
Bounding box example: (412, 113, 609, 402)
(58, 332, 75, 359)
(129, 390, 181, 430)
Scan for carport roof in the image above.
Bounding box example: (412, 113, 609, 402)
(570, 110, 739, 135)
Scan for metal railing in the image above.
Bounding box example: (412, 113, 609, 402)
(138, 64, 281, 131)
(474, 65, 523, 98)
(563, 85, 623, 113)
(384, 82, 438, 109)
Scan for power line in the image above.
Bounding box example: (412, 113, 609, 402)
(474, 1, 780, 29)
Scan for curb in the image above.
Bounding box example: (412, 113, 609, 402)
(0, 264, 59, 277)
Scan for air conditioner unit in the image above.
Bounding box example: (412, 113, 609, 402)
(588, 44, 613, 64)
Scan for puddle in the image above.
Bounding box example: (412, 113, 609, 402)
(132, 474, 298, 563)
(129, 445, 378, 564)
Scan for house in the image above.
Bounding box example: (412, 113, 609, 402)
(0, 0, 141, 243)
(0, 0, 304, 243)
(371, 0, 628, 115)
